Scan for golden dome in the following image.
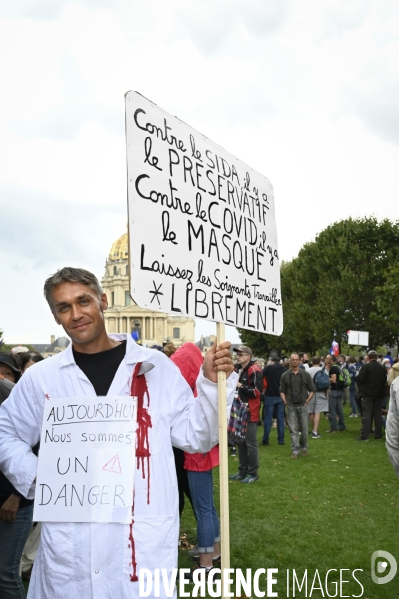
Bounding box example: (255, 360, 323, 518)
(109, 233, 128, 262)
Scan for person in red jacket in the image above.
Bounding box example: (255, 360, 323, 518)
(229, 346, 263, 483)
(170, 343, 221, 579)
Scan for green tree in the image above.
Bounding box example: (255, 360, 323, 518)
(239, 217, 399, 355)
(375, 262, 399, 351)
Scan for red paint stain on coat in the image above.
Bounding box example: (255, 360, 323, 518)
(131, 362, 152, 504)
(128, 511, 138, 582)
(128, 363, 152, 583)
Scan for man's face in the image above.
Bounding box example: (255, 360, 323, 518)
(303, 353, 309, 363)
(290, 354, 300, 368)
(325, 356, 333, 367)
(235, 351, 251, 367)
(51, 282, 108, 348)
(338, 356, 345, 364)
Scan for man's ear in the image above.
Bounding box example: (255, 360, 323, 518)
(100, 293, 108, 311)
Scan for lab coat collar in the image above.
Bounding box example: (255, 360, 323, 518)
(58, 334, 147, 368)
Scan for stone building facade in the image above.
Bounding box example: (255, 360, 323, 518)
(101, 233, 195, 346)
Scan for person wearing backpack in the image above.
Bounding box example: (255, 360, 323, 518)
(325, 354, 346, 433)
(307, 356, 330, 438)
(229, 346, 263, 483)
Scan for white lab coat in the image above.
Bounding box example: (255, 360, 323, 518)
(0, 335, 237, 599)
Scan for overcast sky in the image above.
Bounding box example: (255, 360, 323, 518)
(1, 0, 398, 345)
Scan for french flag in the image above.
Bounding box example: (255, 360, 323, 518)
(330, 340, 340, 356)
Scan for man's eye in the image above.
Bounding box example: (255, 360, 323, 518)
(81, 299, 89, 305)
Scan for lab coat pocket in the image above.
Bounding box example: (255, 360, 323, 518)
(123, 516, 175, 580)
(40, 523, 74, 584)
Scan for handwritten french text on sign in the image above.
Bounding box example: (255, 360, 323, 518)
(33, 396, 137, 524)
(125, 92, 283, 335)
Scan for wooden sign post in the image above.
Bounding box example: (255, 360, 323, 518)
(217, 321, 231, 590)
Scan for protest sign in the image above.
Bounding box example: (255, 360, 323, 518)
(348, 330, 369, 346)
(33, 396, 137, 523)
(125, 92, 283, 335)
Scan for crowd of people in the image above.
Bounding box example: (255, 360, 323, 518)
(228, 348, 397, 465)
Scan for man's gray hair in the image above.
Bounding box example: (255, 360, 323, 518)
(44, 267, 103, 310)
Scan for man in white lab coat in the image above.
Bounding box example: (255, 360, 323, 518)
(0, 267, 236, 599)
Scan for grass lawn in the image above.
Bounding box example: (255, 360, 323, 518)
(178, 406, 399, 598)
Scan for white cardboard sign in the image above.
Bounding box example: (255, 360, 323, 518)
(33, 396, 137, 523)
(125, 92, 283, 335)
(347, 330, 369, 346)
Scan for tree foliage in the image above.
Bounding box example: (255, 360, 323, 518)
(239, 217, 399, 357)
(375, 262, 399, 350)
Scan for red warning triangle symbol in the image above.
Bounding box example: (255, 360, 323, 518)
(102, 454, 122, 473)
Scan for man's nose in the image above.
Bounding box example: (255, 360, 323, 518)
(70, 304, 83, 319)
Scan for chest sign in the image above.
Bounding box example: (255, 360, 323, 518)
(33, 396, 137, 524)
